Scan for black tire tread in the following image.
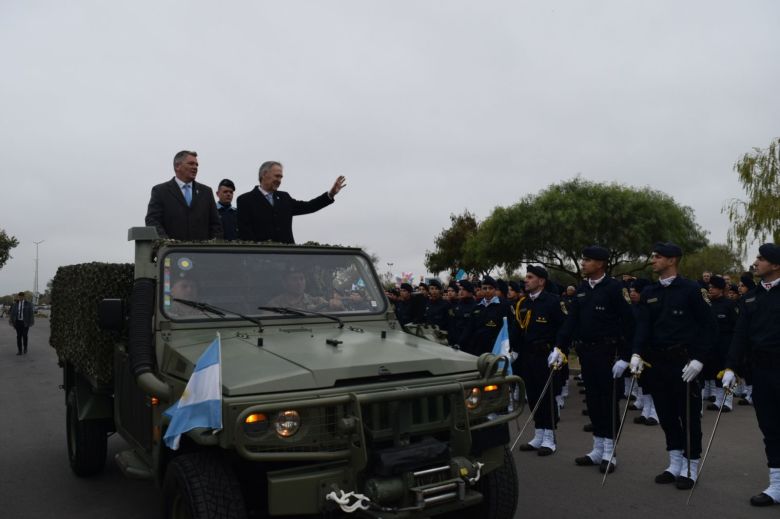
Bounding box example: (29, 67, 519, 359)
(66, 389, 107, 477)
(474, 446, 519, 519)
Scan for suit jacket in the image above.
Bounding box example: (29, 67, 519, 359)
(9, 301, 34, 327)
(236, 187, 333, 244)
(145, 178, 223, 240)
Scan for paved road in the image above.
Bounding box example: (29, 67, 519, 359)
(0, 320, 772, 518)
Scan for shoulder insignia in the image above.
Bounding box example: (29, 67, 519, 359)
(647, 297, 658, 304)
(700, 288, 711, 305)
(577, 293, 586, 298)
(745, 297, 756, 303)
(485, 320, 497, 328)
(560, 301, 569, 315)
(622, 287, 631, 304)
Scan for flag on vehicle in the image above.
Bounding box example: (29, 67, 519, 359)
(491, 317, 512, 375)
(163, 333, 223, 450)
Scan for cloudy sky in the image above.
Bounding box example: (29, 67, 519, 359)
(1, 1, 778, 295)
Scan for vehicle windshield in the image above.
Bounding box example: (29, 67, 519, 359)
(160, 250, 388, 321)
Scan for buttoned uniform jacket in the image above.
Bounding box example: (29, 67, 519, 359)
(217, 204, 238, 241)
(236, 187, 333, 244)
(726, 284, 780, 370)
(145, 178, 223, 240)
(510, 290, 567, 353)
(459, 298, 511, 356)
(9, 300, 34, 327)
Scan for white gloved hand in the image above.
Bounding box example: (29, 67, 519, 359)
(547, 347, 565, 369)
(511, 351, 519, 362)
(720, 369, 736, 389)
(612, 359, 629, 379)
(681, 359, 704, 383)
(629, 354, 644, 375)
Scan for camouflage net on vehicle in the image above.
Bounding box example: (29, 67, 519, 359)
(50, 263, 134, 384)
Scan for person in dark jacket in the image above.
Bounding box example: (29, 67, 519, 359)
(237, 161, 346, 244)
(704, 275, 738, 411)
(458, 277, 510, 357)
(9, 292, 34, 355)
(629, 242, 717, 490)
(145, 150, 223, 240)
(448, 280, 477, 347)
(513, 266, 566, 456)
(424, 279, 449, 330)
(557, 246, 635, 474)
(722, 243, 780, 507)
(215, 179, 238, 240)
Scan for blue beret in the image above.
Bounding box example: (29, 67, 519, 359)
(527, 265, 548, 279)
(582, 246, 609, 261)
(652, 242, 683, 258)
(218, 178, 236, 190)
(709, 275, 727, 290)
(459, 280, 475, 293)
(759, 243, 780, 265)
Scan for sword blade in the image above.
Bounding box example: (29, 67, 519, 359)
(601, 375, 637, 487)
(510, 367, 556, 451)
(686, 387, 732, 505)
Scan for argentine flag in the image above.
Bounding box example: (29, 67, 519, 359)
(491, 317, 512, 375)
(163, 334, 222, 450)
(455, 269, 467, 281)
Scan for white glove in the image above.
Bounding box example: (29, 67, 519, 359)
(681, 359, 704, 383)
(721, 369, 736, 389)
(511, 351, 519, 361)
(612, 360, 629, 379)
(629, 354, 644, 376)
(547, 347, 565, 369)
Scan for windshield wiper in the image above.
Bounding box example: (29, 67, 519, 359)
(257, 305, 344, 329)
(174, 298, 264, 331)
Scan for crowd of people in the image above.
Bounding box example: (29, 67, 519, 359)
(386, 242, 780, 508)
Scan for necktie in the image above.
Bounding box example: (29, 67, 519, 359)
(265, 193, 274, 206)
(18, 302, 23, 320)
(183, 184, 192, 207)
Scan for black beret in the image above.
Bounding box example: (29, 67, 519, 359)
(480, 276, 497, 288)
(218, 178, 236, 190)
(400, 283, 413, 292)
(389, 288, 400, 296)
(527, 265, 549, 279)
(418, 282, 427, 288)
(709, 275, 727, 290)
(740, 273, 756, 290)
(508, 281, 522, 292)
(496, 279, 508, 294)
(759, 243, 780, 265)
(652, 242, 683, 258)
(729, 283, 739, 292)
(630, 278, 651, 292)
(427, 279, 442, 289)
(458, 280, 475, 294)
(582, 246, 609, 261)
(447, 281, 459, 291)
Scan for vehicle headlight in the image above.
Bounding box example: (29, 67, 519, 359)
(273, 410, 301, 438)
(465, 387, 482, 410)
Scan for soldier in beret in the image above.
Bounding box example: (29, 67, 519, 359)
(457, 277, 510, 356)
(629, 242, 717, 490)
(394, 283, 416, 326)
(556, 246, 635, 473)
(507, 281, 523, 304)
(703, 276, 738, 412)
(628, 278, 659, 427)
(513, 265, 567, 456)
(424, 279, 450, 330)
(448, 280, 477, 347)
(722, 243, 780, 506)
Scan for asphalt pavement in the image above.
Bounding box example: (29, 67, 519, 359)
(0, 320, 774, 518)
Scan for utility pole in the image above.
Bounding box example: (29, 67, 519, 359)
(33, 240, 44, 305)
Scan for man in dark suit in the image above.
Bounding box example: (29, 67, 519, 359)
(145, 150, 223, 240)
(9, 292, 34, 355)
(237, 161, 346, 244)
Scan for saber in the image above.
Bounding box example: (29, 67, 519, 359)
(686, 387, 733, 505)
(510, 367, 556, 451)
(601, 374, 637, 487)
(550, 369, 557, 445)
(686, 381, 691, 479)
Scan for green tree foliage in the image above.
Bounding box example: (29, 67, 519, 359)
(0, 228, 19, 270)
(465, 178, 708, 279)
(725, 137, 780, 256)
(425, 211, 491, 275)
(679, 244, 744, 279)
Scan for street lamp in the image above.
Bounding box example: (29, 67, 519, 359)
(33, 240, 44, 305)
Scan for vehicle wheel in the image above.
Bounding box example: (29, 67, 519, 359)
(66, 388, 107, 477)
(437, 446, 518, 519)
(162, 452, 248, 519)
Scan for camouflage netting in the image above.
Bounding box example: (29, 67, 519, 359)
(50, 262, 134, 384)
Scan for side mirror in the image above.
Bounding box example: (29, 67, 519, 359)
(98, 299, 125, 331)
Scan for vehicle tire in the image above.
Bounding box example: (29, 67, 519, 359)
(162, 452, 248, 519)
(436, 446, 518, 519)
(66, 388, 107, 477)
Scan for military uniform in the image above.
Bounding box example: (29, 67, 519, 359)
(459, 296, 509, 356)
(633, 262, 716, 488)
(448, 296, 476, 347)
(705, 278, 738, 410)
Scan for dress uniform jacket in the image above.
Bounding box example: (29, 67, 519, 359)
(459, 297, 510, 356)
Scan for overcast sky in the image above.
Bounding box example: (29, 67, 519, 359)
(1, 1, 778, 295)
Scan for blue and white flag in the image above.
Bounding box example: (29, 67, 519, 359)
(491, 317, 512, 375)
(455, 269, 467, 281)
(163, 334, 222, 450)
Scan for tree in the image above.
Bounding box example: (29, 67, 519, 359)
(679, 244, 744, 279)
(425, 211, 491, 275)
(0, 229, 19, 270)
(725, 137, 780, 256)
(466, 178, 708, 279)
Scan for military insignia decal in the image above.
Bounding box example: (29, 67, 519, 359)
(177, 257, 193, 271)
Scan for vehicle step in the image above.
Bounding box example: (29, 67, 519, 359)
(115, 449, 153, 480)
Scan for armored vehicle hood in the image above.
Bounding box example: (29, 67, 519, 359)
(165, 325, 478, 396)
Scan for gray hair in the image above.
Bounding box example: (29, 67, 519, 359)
(173, 150, 197, 168)
(258, 161, 282, 180)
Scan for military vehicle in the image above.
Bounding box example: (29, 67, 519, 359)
(52, 227, 523, 518)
